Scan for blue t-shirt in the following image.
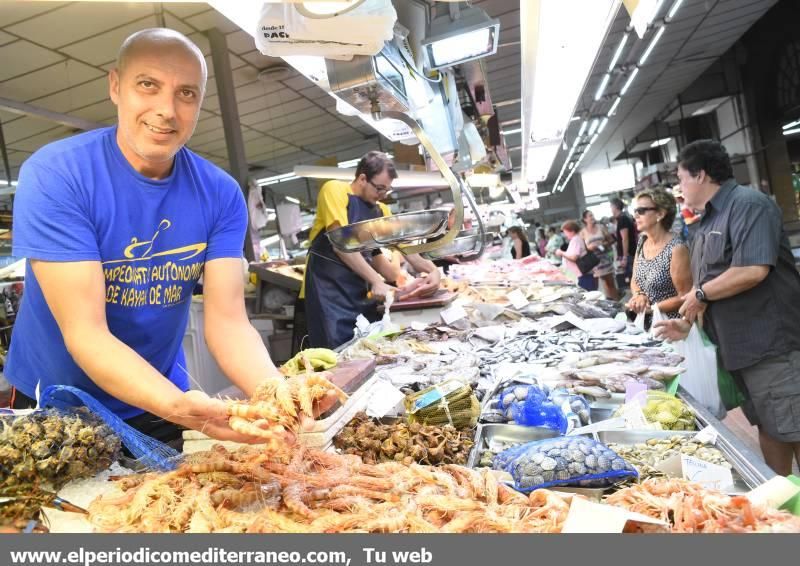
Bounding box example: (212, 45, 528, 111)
(6, 127, 247, 419)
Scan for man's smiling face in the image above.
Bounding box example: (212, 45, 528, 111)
(109, 39, 204, 177)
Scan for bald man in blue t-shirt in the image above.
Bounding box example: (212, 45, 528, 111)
(6, 29, 334, 446)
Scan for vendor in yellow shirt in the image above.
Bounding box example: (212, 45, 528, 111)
(302, 152, 441, 348)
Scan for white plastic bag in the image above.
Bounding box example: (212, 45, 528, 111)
(671, 323, 726, 419)
(256, 1, 396, 58)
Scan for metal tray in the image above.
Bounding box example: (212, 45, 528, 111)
(327, 209, 449, 253)
(596, 429, 751, 493)
(467, 423, 559, 468)
(423, 232, 493, 260)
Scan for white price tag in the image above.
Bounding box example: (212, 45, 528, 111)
(680, 454, 734, 491)
(440, 303, 467, 325)
(506, 289, 529, 310)
(365, 380, 406, 419)
(621, 402, 652, 430)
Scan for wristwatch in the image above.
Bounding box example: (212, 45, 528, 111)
(695, 286, 709, 303)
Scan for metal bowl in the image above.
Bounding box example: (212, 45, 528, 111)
(423, 231, 492, 259)
(327, 209, 450, 252)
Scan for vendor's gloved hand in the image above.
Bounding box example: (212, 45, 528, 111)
(652, 319, 691, 342)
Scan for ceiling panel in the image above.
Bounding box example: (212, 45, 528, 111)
(30, 76, 109, 114)
(183, 10, 239, 34)
(61, 16, 160, 66)
(0, 60, 104, 102)
(7, 3, 154, 49)
(7, 126, 75, 153)
(163, 3, 210, 20)
(0, 40, 64, 82)
(0, 2, 67, 28)
(1, 116, 64, 145)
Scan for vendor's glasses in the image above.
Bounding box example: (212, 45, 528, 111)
(368, 180, 391, 195)
(633, 207, 658, 216)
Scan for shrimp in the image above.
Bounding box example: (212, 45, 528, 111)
(415, 495, 483, 513)
(282, 483, 329, 519)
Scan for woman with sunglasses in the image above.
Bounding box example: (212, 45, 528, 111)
(301, 152, 441, 349)
(626, 189, 692, 322)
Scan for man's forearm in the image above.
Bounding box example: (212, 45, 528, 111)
(621, 229, 630, 257)
(66, 329, 185, 418)
(405, 254, 437, 274)
(703, 266, 770, 301)
(334, 249, 384, 285)
(206, 320, 280, 398)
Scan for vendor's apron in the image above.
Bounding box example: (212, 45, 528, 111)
(304, 195, 385, 349)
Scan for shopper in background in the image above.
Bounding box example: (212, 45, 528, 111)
(507, 226, 531, 259)
(302, 152, 441, 349)
(580, 210, 619, 300)
(655, 140, 800, 475)
(626, 189, 692, 321)
(535, 228, 548, 258)
(611, 197, 638, 289)
(4, 29, 340, 446)
(545, 226, 565, 265)
(556, 220, 597, 291)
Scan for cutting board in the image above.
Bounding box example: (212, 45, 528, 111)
(378, 289, 456, 312)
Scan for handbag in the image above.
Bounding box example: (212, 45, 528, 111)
(575, 249, 600, 275)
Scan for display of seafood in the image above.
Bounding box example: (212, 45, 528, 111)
(405, 381, 480, 429)
(372, 352, 481, 390)
(333, 413, 473, 466)
(88, 445, 571, 533)
(614, 392, 696, 431)
(607, 436, 731, 480)
(0, 408, 121, 489)
(225, 372, 348, 450)
(0, 484, 85, 530)
(607, 479, 800, 533)
(494, 436, 637, 490)
(481, 383, 590, 428)
(342, 337, 437, 361)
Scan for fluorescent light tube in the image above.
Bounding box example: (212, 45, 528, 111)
(608, 33, 630, 71)
(639, 26, 666, 65)
(502, 128, 522, 136)
(668, 0, 686, 20)
(620, 68, 639, 95)
(608, 97, 622, 116)
(285, 196, 301, 204)
(650, 137, 671, 147)
(256, 172, 296, 185)
(782, 120, 800, 131)
(783, 127, 800, 136)
(598, 117, 609, 133)
(588, 119, 600, 136)
(594, 73, 611, 101)
(578, 120, 589, 137)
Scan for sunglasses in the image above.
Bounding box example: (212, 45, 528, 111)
(633, 206, 658, 216)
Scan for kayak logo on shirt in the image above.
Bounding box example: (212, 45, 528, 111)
(101, 219, 207, 308)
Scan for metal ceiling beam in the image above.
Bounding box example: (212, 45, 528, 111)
(0, 96, 105, 131)
(207, 27, 255, 263)
(0, 119, 11, 186)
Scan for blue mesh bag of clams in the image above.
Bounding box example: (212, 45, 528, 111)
(493, 436, 637, 492)
(495, 384, 568, 433)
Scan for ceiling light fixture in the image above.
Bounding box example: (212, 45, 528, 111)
(608, 33, 630, 71)
(422, 5, 500, 70)
(578, 120, 589, 137)
(597, 117, 609, 134)
(588, 118, 600, 136)
(668, 0, 687, 20)
(607, 96, 622, 116)
(639, 26, 666, 65)
(256, 172, 299, 185)
(782, 119, 800, 131)
(783, 127, 800, 137)
(502, 128, 522, 136)
(620, 67, 639, 95)
(629, 0, 661, 38)
(650, 137, 671, 147)
(284, 196, 301, 204)
(594, 73, 611, 101)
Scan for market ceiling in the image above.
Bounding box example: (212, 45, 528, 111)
(547, 0, 779, 192)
